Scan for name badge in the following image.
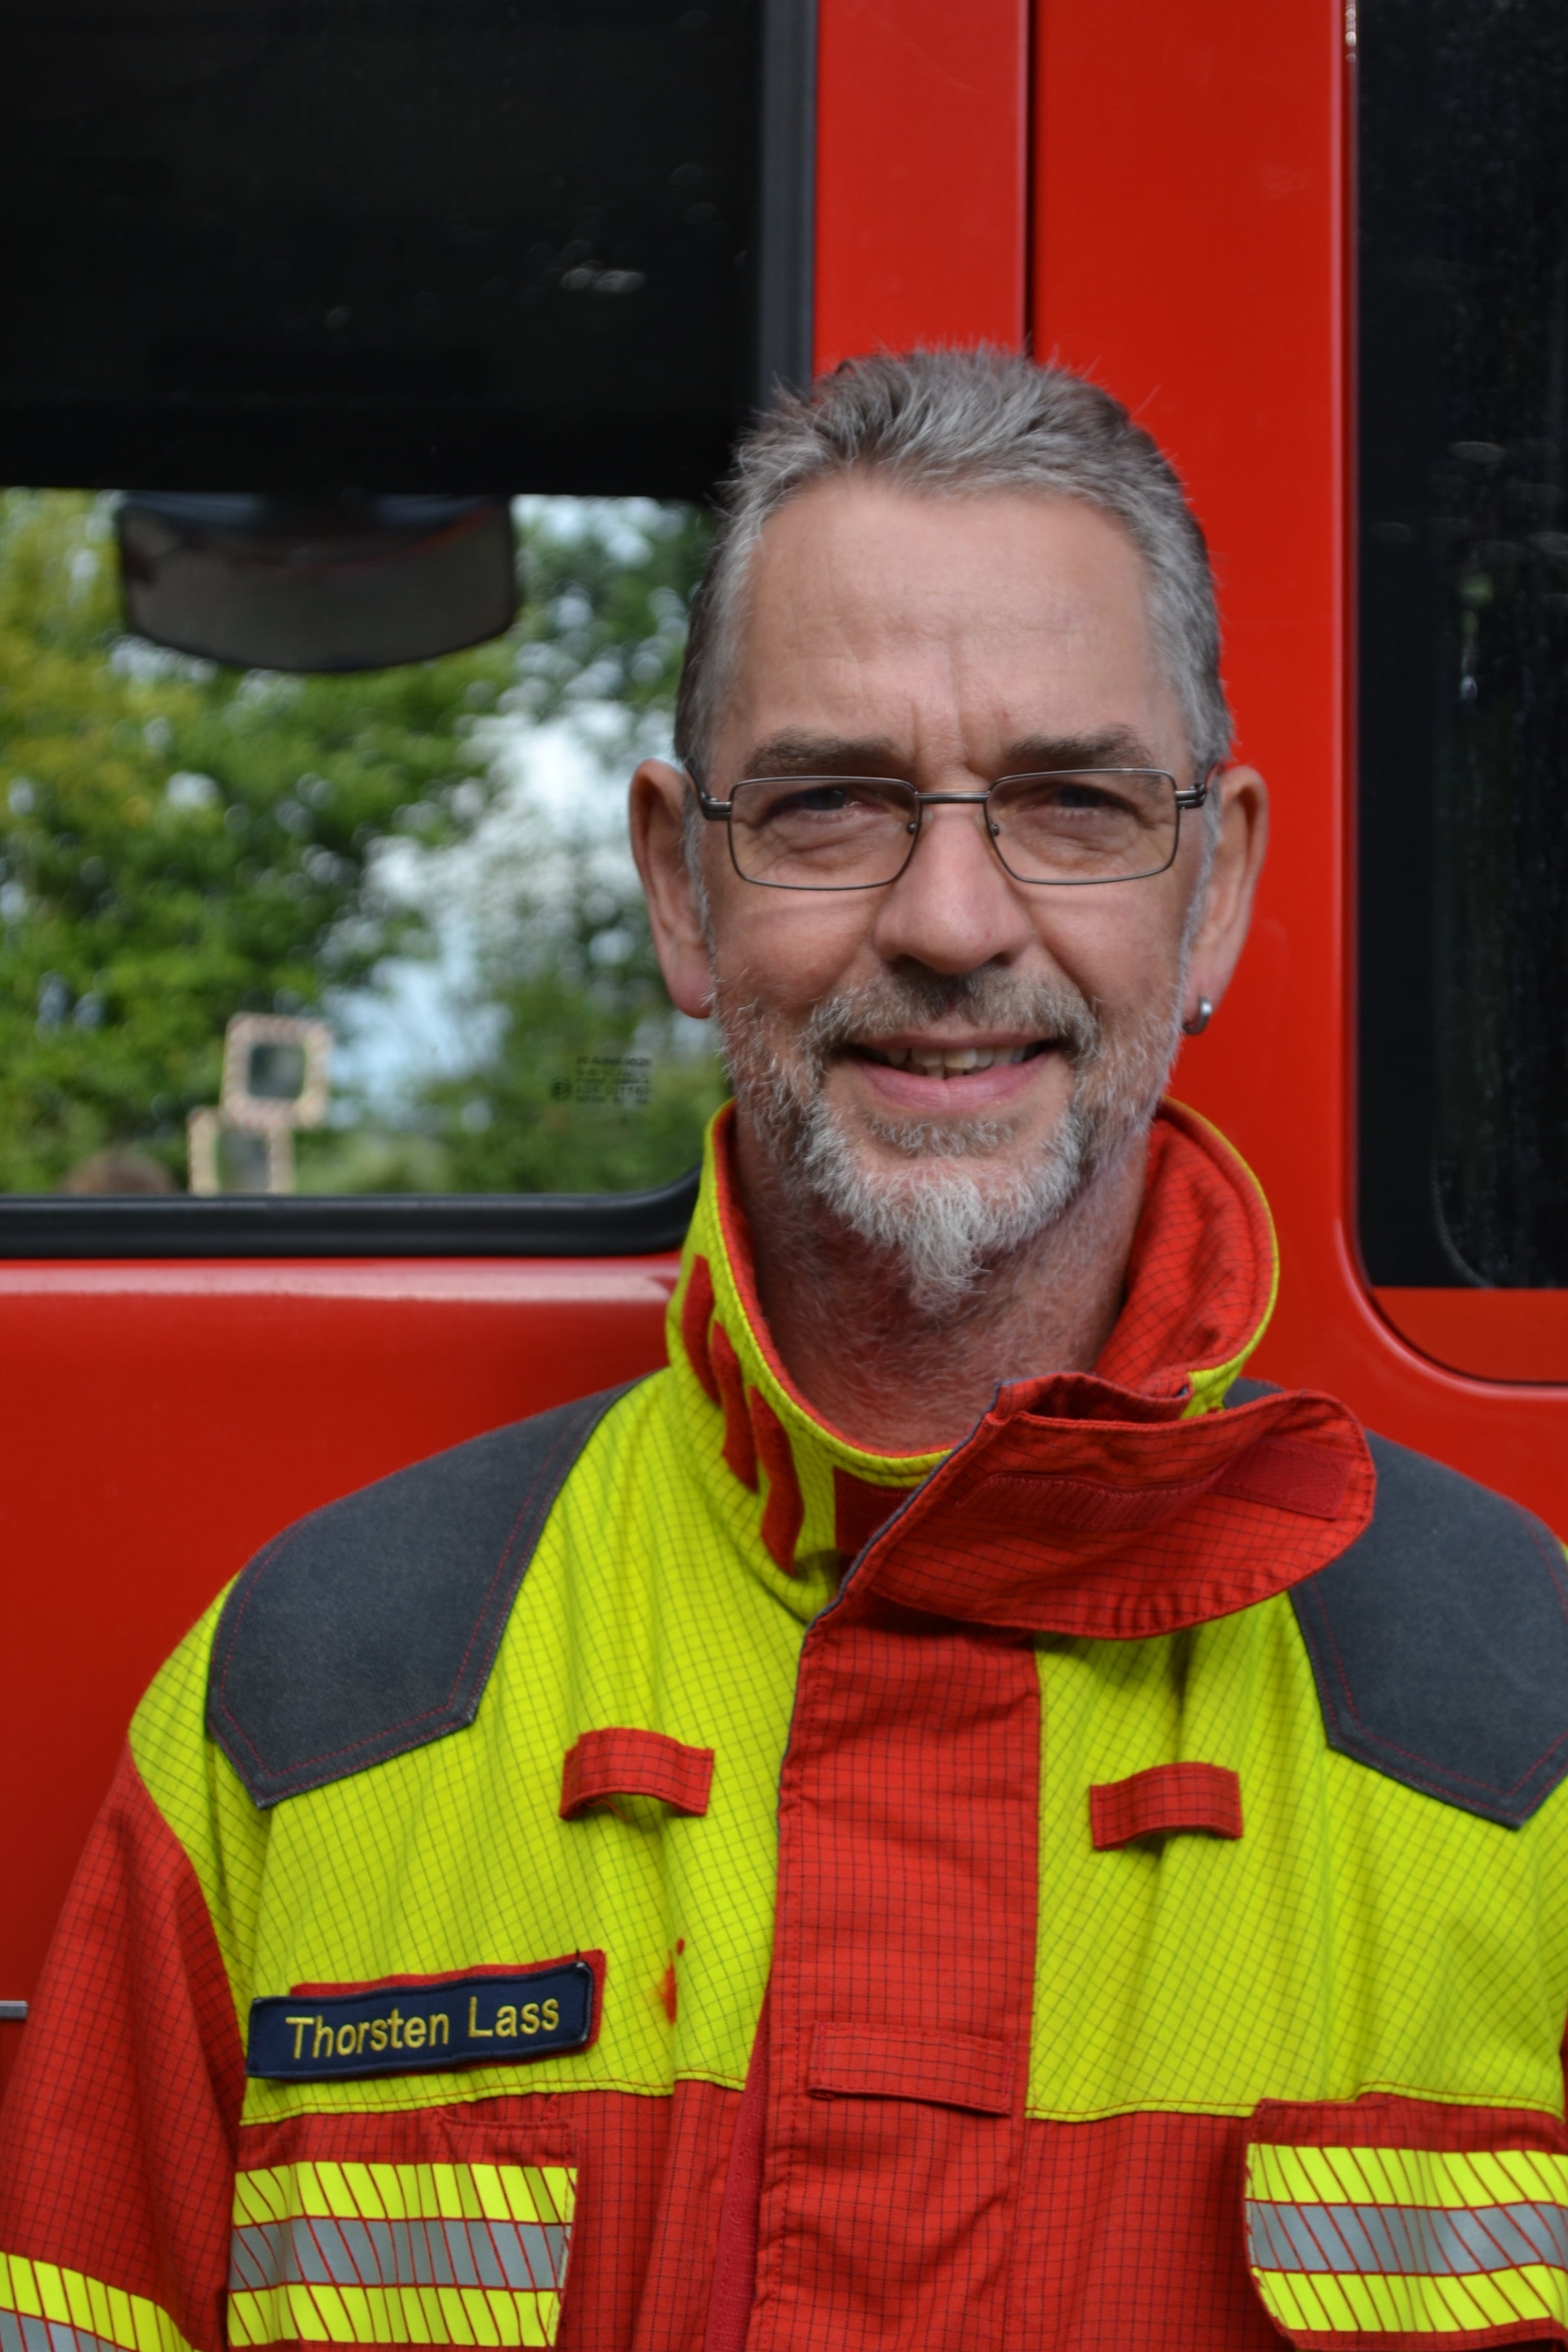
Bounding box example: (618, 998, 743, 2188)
(247, 1958, 598, 2080)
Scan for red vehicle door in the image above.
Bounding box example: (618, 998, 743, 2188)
(5, 0, 1565, 2102)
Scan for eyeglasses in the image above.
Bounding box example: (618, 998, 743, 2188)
(690, 768, 1209, 891)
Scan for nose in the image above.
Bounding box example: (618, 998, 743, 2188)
(868, 798, 1038, 974)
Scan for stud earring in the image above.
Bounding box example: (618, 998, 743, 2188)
(1182, 996, 1214, 1037)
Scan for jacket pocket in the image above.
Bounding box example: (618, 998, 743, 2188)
(231, 2104, 579, 2350)
(1245, 2093, 1568, 2345)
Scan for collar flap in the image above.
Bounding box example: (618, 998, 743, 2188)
(839, 1382, 1376, 1640)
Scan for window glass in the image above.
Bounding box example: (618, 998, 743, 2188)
(0, 491, 725, 1196)
(1358, 0, 1568, 1288)
(0, 0, 756, 494)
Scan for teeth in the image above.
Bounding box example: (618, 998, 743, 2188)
(870, 1043, 1034, 1076)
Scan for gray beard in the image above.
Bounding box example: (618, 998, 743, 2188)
(718, 966, 1183, 1317)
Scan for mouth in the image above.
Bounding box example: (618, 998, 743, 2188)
(849, 1038, 1056, 1079)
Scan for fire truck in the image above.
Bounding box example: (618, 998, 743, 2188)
(2, 0, 1564, 2094)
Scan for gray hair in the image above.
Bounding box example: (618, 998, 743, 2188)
(674, 348, 1231, 797)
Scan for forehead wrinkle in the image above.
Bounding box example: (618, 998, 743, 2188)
(720, 484, 1182, 782)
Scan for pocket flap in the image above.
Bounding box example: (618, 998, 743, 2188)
(808, 2022, 1013, 2114)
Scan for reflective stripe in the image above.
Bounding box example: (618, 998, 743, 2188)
(1249, 2197, 1568, 2275)
(228, 2217, 569, 2294)
(227, 2285, 561, 2348)
(1255, 2263, 1568, 2338)
(0, 2256, 194, 2352)
(3, 2317, 126, 2352)
(233, 2162, 574, 2229)
(1245, 2145, 1568, 2339)
(1248, 2142, 1568, 2212)
(227, 2162, 576, 2347)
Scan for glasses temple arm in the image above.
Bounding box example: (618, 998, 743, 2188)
(1174, 766, 1220, 811)
(682, 765, 732, 820)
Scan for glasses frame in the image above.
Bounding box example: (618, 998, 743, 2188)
(687, 766, 1213, 891)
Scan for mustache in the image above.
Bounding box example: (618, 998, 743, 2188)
(792, 967, 1104, 1068)
(714, 959, 1181, 1307)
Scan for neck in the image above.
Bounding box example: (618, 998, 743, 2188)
(733, 1119, 1148, 1454)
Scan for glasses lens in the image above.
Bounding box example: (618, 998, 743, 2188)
(988, 770, 1179, 884)
(728, 777, 918, 888)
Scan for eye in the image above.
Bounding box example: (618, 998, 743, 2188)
(1040, 779, 1129, 814)
(997, 773, 1164, 828)
(777, 784, 854, 815)
(744, 778, 904, 826)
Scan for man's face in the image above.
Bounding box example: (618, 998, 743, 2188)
(634, 479, 1262, 1301)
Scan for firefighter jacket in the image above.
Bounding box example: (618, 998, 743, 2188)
(5, 1101, 1568, 2352)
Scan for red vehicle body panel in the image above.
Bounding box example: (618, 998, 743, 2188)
(814, 0, 1030, 363)
(0, 1263, 676, 2096)
(1028, 0, 1568, 1507)
(2, 0, 1563, 2101)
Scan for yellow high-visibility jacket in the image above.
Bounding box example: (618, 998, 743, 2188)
(5, 1102, 1568, 2352)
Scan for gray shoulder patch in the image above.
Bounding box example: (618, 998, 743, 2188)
(207, 1383, 637, 1807)
(1290, 1434, 1568, 1826)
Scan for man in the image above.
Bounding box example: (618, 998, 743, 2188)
(5, 351, 1568, 2352)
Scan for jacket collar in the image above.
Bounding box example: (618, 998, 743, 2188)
(667, 1100, 1373, 1637)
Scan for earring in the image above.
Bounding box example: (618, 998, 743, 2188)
(1182, 996, 1214, 1037)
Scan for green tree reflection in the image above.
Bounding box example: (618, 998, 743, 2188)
(0, 491, 721, 1194)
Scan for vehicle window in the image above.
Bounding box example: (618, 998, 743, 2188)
(1358, 0, 1568, 1326)
(0, 491, 725, 1198)
(2, 0, 757, 496)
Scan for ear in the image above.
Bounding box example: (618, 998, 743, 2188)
(1183, 764, 1269, 1014)
(629, 758, 716, 1019)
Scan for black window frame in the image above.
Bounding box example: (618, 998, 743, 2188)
(0, 1170, 703, 1258)
(1355, 0, 1568, 1291)
(0, 0, 812, 1259)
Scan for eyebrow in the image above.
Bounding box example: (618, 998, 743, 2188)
(997, 729, 1164, 775)
(737, 726, 1165, 781)
(739, 732, 905, 778)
